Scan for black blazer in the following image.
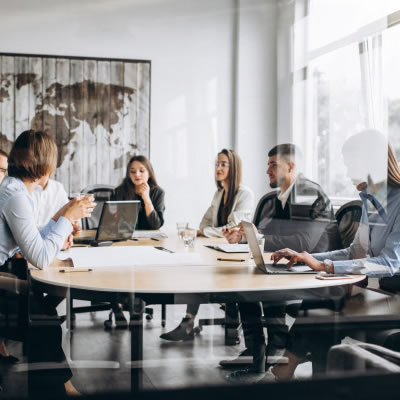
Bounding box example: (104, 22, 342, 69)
(112, 184, 165, 230)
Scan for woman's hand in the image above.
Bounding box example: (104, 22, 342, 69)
(61, 234, 73, 251)
(54, 195, 96, 223)
(270, 248, 325, 271)
(223, 227, 242, 243)
(135, 182, 150, 201)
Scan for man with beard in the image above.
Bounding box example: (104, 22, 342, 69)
(222, 143, 335, 383)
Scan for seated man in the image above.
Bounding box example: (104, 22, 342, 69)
(223, 143, 336, 382)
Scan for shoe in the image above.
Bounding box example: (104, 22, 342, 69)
(160, 317, 194, 341)
(225, 367, 266, 384)
(0, 354, 19, 364)
(220, 348, 288, 370)
(219, 348, 253, 369)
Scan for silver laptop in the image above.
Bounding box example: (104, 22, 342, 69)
(241, 221, 316, 274)
(75, 200, 140, 245)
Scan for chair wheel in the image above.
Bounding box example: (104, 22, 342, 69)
(193, 326, 202, 334)
(146, 314, 153, 321)
(161, 321, 166, 327)
(104, 319, 112, 330)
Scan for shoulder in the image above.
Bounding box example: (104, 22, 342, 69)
(237, 184, 254, 196)
(296, 174, 328, 196)
(48, 179, 68, 197)
(150, 186, 165, 200)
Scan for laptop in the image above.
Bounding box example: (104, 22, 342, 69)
(241, 221, 316, 274)
(74, 200, 140, 245)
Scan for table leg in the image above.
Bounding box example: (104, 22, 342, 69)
(129, 295, 145, 392)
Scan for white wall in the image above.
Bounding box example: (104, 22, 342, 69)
(0, 0, 278, 228)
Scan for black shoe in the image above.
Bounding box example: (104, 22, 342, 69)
(225, 367, 266, 384)
(219, 348, 253, 369)
(160, 318, 194, 341)
(0, 354, 19, 364)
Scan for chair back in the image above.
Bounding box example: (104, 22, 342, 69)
(335, 200, 362, 249)
(80, 184, 115, 230)
(252, 192, 276, 229)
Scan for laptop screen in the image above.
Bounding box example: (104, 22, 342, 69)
(96, 201, 140, 241)
(241, 221, 267, 274)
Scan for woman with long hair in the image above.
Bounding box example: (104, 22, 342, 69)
(160, 149, 254, 341)
(0, 130, 95, 395)
(267, 130, 400, 381)
(109, 155, 165, 328)
(113, 155, 165, 229)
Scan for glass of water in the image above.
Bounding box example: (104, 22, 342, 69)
(176, 222, 189, 238)
(182, 228, 196, 248)
(249, 236, 265, 259)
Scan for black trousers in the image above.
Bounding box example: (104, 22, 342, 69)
(0, 258, 71, 396)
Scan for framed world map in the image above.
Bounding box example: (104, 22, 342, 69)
(0, 53, 151, 194)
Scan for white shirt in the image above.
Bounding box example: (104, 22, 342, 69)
(277, 179, 296, 209)
(32, 179, 69, 230)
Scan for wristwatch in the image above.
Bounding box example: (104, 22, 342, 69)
(323, 259, 334, 273)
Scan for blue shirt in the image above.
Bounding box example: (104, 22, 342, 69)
(313, 185, 400, 277)
(0, 177, 72, 269)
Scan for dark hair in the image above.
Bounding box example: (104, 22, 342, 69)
(0, 149, 8, 158)
(125, 155, 158, 188)
(8, 130, 57, 181)
(216, 149, 242, 223)
(268, 143, 300, 159)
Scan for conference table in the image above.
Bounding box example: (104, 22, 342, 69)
(30, 231, 366, 391)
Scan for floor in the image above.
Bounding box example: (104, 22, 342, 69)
(1, 302, 312, 397)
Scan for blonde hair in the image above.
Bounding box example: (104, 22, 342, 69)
(388, 145, 400, 187)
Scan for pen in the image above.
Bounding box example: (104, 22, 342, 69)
(151, 237, 160, 242)
(217, 258, 245, 262)
(59, 269, 93, 273)
(128, 238, 139, 242)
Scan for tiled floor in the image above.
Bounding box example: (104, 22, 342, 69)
(2, 302, 312, 397)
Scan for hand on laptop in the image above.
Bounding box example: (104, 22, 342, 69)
(270, 248, 325, 271)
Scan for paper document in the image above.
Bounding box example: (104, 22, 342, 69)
(206, 244, 249, 253)
(132, 231, 168, 239)
(63, 246, 203, 269)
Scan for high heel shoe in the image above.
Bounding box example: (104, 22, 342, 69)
(160, 317, 194, 341)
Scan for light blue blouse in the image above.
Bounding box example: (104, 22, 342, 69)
(0, 177, 72, 269)
(313, 186, 400, 277)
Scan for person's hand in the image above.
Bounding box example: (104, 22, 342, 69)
(54, 195, 96, 223)
(223, 227, 242, 243)
(197, 230, 204, 237)
(62, 234, 73, 251)
(270, 248, 325, 271)
(135, 182, 150, 200)
(72, 221, 82, 235)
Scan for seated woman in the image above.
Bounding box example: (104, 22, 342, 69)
(160, 149, 254, 341)
(0, 130, 95, 395)
(109, 155, 165, 327)
(269, 130, 400, 380)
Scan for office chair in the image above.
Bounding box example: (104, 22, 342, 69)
(335, 200, 362, 248)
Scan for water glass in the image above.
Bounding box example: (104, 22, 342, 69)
(182, 228, 196, 248)
(249, 237, 265, 260)
(176, 222, 189, 238)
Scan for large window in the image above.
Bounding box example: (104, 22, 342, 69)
(291, 0, 400, 202)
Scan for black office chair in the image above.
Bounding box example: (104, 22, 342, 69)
(335, 200, 362, 249)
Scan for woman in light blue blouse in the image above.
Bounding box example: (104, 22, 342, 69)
(268, 130, 400, 380)
(0, 130, 95, 396)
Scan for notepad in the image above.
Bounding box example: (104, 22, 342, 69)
(62, 246, 203, 269)
(205, 244, 249, 253)
(132, 231, 168, 239)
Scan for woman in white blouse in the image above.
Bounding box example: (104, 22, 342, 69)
(161, 149, 254, 341)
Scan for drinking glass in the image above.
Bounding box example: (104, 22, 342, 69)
(176, 222, 189, 239)
(182, 228, 196, 248)
(249, 237, 265, 260)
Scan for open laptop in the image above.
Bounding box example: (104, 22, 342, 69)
(241, 221, 316, 274)
(74, 200, 140, 245)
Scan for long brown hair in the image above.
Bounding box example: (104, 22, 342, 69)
(216, 149, 242, 221)
(388, 145, 400, 187)
(124, 155, 159, 188)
